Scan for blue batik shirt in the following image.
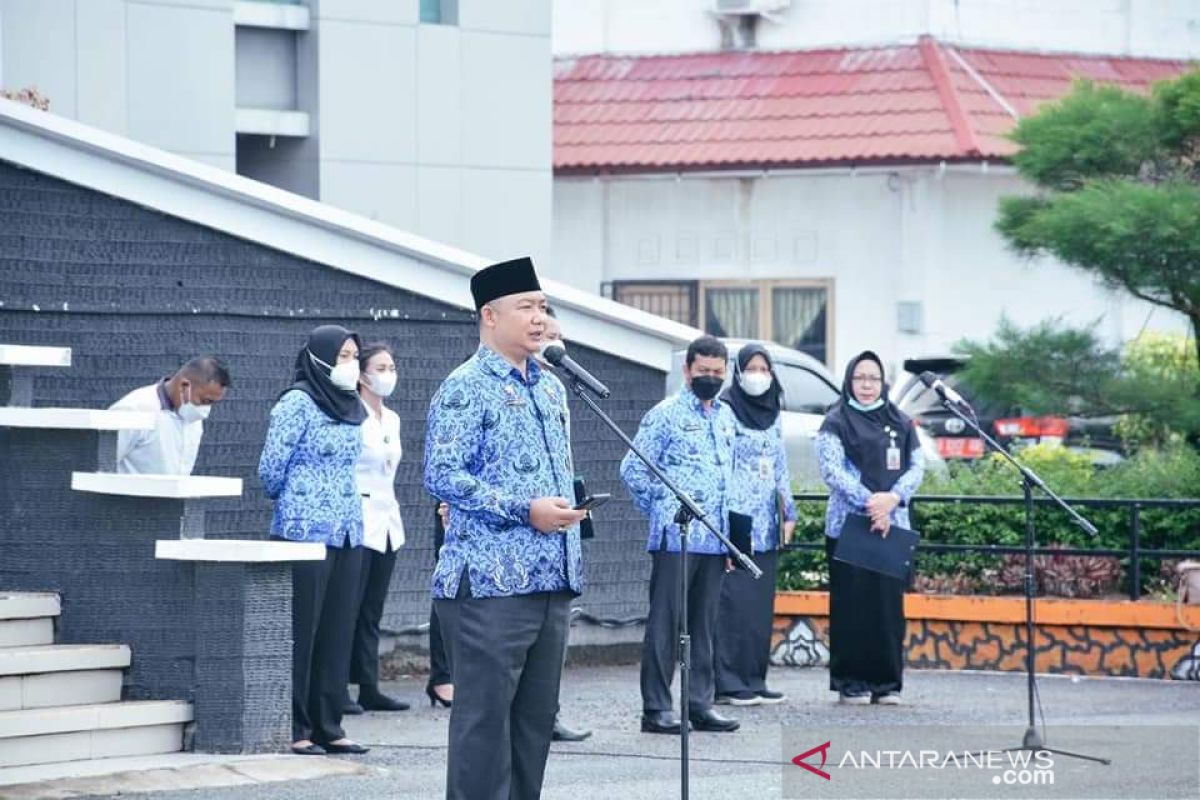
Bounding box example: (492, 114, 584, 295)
(423, 345, 582, 599)
(727, 414, 798, 553)
(815, 431, 926, 538)
(258, 389, 364, 548)
(620, 388, 736, 555)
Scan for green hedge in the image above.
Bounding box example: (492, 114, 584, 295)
(779, 445, 1200, 598)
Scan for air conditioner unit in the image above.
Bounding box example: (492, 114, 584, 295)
(711, 0, 791, 15)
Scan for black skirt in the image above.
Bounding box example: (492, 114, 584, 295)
(825, 535, 905, 696)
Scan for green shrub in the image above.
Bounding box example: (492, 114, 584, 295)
(780, 444, 1200, 597)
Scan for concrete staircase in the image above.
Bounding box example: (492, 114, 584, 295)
(0, 593, 192, 768)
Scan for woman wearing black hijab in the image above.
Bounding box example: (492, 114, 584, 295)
(259, 325, 370, 755)
(713, 343, 798, 706)
(816, 351, 926, 706)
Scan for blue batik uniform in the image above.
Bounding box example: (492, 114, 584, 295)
(726, 413, 797, 552)
(620, 387, 736, 555)
(815, 431, 925, 538)
(258, 389, 364, 547)
(424, 345, 582, 599)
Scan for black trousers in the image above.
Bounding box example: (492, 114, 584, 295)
(640, 551, 726, 715)
(349, 543, 399, 690)
(714, 549, 779, 696)
(435, 576, 571, 800)
(291, 543, 363, 744)
(826, 535, 906, 695)
(428, 505, 453, 687)
(429, 603, 453, 687)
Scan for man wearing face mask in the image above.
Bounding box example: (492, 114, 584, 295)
(109, 355, 231, 475)
(620, 335, 741, 735)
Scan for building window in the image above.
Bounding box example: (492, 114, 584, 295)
(605, 280, 698, 328)
(420, 0, 458, 25)
(606, 278, 832, 366)
(701, 280, 832, 366)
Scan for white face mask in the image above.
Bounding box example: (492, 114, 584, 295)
(738, 371, 773, 397)
(179, 384, 211, 424)
(366, 372, 397, 398)
(309, 350, 360, 392)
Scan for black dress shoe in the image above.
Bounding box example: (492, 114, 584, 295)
(689, 708, 740, 733)
(342, 700, 364, 716)
(755, 688, 786, 704)
(290, 743, 326, 756)
(322, 740, 370, 754)
(640, 711, 685, 735)
(552, 719, 593, 742)
(358, 689, 410, 712)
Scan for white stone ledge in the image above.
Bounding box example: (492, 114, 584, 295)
(0, 345, 71, 368)
(71, 473, 243, 499)
(155, 539, 326, 563)
(0, 408, 154, 431)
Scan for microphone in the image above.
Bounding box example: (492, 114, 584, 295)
(540, 341, 611, 399)
(918, 371, 971, 408)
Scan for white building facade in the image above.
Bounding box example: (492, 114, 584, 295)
(0, 0, 554, 266)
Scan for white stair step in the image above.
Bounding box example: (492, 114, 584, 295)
(0, 645, 130, 677)
(0, 593, 60, 621)
(0, 700, 192, 739)
(0, 702, 192, 768)
(0, 618, 53, 648)
(0, 669, 123, 712)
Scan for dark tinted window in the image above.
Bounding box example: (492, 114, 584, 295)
(777, 364, 838, 413)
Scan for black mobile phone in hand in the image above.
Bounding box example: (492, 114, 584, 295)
(573, 493, 611, 512)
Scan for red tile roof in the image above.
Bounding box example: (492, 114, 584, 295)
(554, 36, 1193, 173)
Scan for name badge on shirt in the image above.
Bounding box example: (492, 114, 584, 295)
(758, 456, 771, 480)
(503, 384, 526, 407)
(885, 424, 901, 471)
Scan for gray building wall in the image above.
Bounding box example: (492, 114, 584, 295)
(0, 0, 552, 266)
(0, 159, 659, 639)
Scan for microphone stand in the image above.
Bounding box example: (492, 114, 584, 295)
(934, 390, 1109, 766)
(564, 376, 761, 800)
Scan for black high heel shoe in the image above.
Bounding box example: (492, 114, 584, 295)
(425, 684, 452, 708)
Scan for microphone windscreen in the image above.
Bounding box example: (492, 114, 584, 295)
(540, 340, 567, 365)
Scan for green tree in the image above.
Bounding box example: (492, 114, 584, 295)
(995, 74, 1200, 365)
(954, 319, 1200, 448)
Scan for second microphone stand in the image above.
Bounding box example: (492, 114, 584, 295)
(566, 377, 761, 800)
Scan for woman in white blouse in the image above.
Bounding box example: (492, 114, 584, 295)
(344, 342, 410, 713)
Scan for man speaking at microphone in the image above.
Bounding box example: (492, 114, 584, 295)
(424, 257, 588, 800)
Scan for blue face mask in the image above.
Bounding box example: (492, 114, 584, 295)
(848, 397, 885, 412)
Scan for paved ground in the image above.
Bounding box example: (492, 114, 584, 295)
(10, 664, 1200, 800)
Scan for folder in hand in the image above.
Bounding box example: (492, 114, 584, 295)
(727, 511, 753, 568)
(832, 513, 918, 581)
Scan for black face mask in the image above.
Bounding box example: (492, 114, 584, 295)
(690, 375, 724, 402)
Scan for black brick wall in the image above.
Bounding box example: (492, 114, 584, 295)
(0, 159, 665, 645)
